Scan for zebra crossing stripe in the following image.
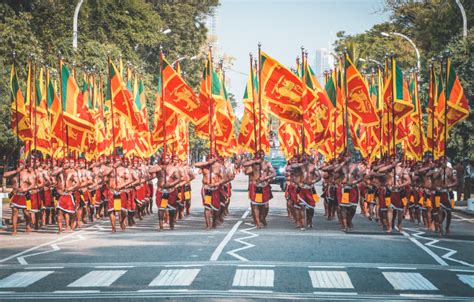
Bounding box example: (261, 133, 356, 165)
(232, 269, 274, 287)
(383, 272, 438, 290)
(67, 270, 127, 287)
(149, 269, 200, 286)
(0, 271, 54, 288)
(308, 271, 354, 289)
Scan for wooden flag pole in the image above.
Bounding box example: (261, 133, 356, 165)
(107, 56, 118, 184)
(257, 43, 263, 153)
(429, 63, 434, 157)
(249, 53, 258, 155)
(343, 50, 349, 154)
(443, 55, 449, 184)
(390, 54, 397, 182)
(301, 47, 306, 156)
(159, 46, 167, 159)
(12, 52, 20, 162)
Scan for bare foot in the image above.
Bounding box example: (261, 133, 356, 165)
(11, 231, 17, 236)
(445, 228, 450, 235)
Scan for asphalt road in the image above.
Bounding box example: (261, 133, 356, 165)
(0, 173, 473, 301)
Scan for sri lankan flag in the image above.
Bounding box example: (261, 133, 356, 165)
(442, 58, 469, 129)
(161, 57, 207, 125)
(108, 61, 142, 133)
(34, 67, 52, 155)
(47, 77, 66, 158)
(384, 58, 414, 122)
(61, 61, 94, 134)
(10, 64, 32, 141)
(345, 54, 379, 126)
(278, 121, 301, 159)
(260, 52, 303, 124)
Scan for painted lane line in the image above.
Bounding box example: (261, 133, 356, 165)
(0, 271, 54, 288)
(401, 230, 448, 266)
(232, 269, 274, 287)
(17, 244, 60, 265)
(399, 294, 444, 298)
(137, 289, 189, 293)
(0, 291, 15, 294)
(149, 269, 200, 286)
(405, 228, 474, 267)
(457, 274, 474, 288)
(378, 267, 416, 270)
(94, 266, 134, 269)
(24, 266, 64, 270)
(227, 224, 258, 262)
(228, 289, 273, 293)
(452, 213, 474, 223)
(0, 225, 94, 264)
(308, 265, 345, 269)
(164, 264, 203, 268)
(450, 269, 474, 273)
(68, 270, 127, 287)
(308, 271, 354, 289)
(54, 290, 101, 294)
(383, 272, 438, 290)
(209, 209, 249, 261)
(238, 264, 275, 268)
(313, 291, 358, 296)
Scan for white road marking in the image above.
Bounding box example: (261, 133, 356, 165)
(228, 289, 273, 293)
(94, 266, 134, 269)
(0, 271, 54, 288)
(378, 267, 416, 270)
(209, 209, 249, 261)
(399, 294, 444, 298)
(24, 266, 64, 270)
(383, 272, 438, 290)
(457, 274, 474, 288)
(308, 266, 345, 269)
(54, 290, 101, 293)
(164, 264, 203, 268)
(232, 269, 274, 287)
(149, 269, 200, 286)
(452, 213, 474, 223)
(308, 271, 354, 289)
(238, 264, 275, 268)
(137, 289, 189, 293)
(227, 222, 258, 262)
(401, 230, 448, 266)
(17, 244, 60, 265)
(67, 270, 127, 287)
(313, 291, 358, 296)
(450, 269, 474, 273)
(404, 228, 474, 267)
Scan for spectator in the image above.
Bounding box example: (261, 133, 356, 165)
(455, 161, 464, 202)
(463, 158, 472, 201)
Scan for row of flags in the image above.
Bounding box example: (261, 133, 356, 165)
(9, 47, 469, 163)
(238, 49, 469, 161)
(9, 49, 238, 161)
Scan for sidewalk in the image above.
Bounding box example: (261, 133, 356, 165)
(453, 200, 474, 217)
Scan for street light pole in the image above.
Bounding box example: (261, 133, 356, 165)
(171, 55, 198, 67)
(358, 57, 383, 67)
(455, 0, 468, 38)
(381, 31, 420, 77)
(73, 0, 84, 49)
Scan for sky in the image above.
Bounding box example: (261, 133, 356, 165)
(214, 0, 391, 117)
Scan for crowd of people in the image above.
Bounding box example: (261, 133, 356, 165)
(1, 151, 464, 237)
(284, 153, 459, 236)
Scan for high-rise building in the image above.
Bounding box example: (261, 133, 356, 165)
(206, 7, 219, 49)
(313, 48, 334, 85)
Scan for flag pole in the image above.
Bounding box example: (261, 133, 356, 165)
(343, 49, 349, 154)
(415, 71, 423, 158)
(429, 62, 434, 157)
(257, 42, 263, 153)
(378, 66, 383, 159)
(107, 57, 117, 167)
(443, 55, 449, 184)
(12, 52, 20, 162)
(159, 46, 167, 159)
(300, 47, 306, 156)
(390, 54, 397, 181)
(208, 45, 214, 184)
(249, 53, 258, 155)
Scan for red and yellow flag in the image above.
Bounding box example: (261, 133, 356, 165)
(10, 64, 32, 142)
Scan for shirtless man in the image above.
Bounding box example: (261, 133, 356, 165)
(4, 160, 35, 235)
(288, 154, 321, 230)
(195, 154, 225, 229)
(74, 158, 93, 229)
(176, 160, 195, 219)
(417, 157, 436, 230)
(55, 158, 80, 233)
(39, 158, 56, 226)
(283, 156, 298, 222)
(155, 154, 181, 231)
(107, 156, 133, 232)
(222, 157, 236, 217)
(429, 158, 457, 236)
(243, 150, 276, 229)
(320, 158, 342, 222)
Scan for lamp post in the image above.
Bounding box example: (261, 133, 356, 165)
(358, 57, 383, 67)
(171, 55, 198, 67)
(455, 0, 468, 38)
(73, 0, 84, 49)
(381, 31, 420, 78)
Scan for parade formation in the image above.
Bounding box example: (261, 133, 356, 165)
(2, 41, 470, 239)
